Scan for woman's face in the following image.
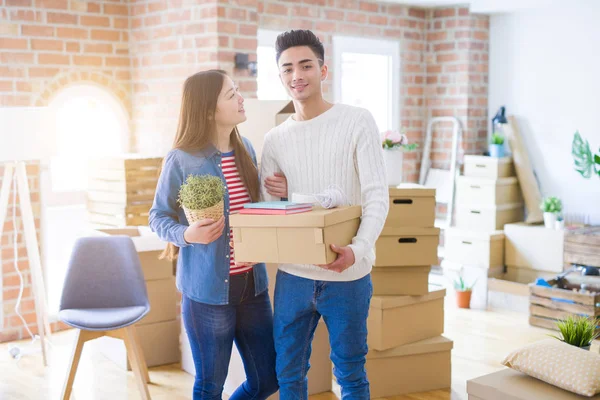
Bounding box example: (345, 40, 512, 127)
(214, 77, 246, 128)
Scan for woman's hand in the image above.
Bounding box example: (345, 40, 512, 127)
(265, 172, 288, 198)
(184, 216, 225, 244)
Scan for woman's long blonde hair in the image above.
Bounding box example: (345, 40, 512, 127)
(160, 70, 259, 261)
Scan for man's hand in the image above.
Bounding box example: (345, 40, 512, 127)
(265, 172, 288, 198)
(184, 216, 225, 244)
(318, 244, 356, 273)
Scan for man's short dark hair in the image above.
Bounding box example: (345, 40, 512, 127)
(275, 30, 325, 66)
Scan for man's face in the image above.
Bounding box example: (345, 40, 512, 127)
(278, 46, 327, 102)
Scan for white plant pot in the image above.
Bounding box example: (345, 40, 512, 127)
(555, 219, 565, 230)
(383, 149, 404, 187)
(543, 212, 557, 229)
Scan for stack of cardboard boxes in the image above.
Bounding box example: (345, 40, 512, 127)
(443, 155, 524, 308)
(91, 227, 180, 370)
(367, 184, 452, 398)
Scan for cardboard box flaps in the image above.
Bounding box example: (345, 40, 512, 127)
(374, 227, 440, 267)
(368, 289, 445, 350)
(467, 368, 600, 400)
(366, 335, 452, 398)
(230, 206, 361, 265)
(386, 185, 436, 228)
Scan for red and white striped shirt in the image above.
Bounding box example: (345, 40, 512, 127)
(222, 151, 253, 275)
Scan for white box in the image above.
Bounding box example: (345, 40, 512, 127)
(463, 155, 514, 179)
(504, 222, 564, 272)
(456, 176, 522, 206)
(455, 203, 524, 231)
(444, 228, 504, 268)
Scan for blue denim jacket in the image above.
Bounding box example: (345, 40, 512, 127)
(149, 137, 268, 305)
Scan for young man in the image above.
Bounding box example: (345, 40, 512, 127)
(260, 30, 389, 399)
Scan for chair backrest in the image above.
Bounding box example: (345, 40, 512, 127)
(59, 236, 149, 311)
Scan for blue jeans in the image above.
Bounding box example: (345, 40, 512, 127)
(273, 270, 372, 400)
(182, 271, 279, 400)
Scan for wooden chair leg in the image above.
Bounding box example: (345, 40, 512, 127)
(123, 326, 151, 400)
(61, 330, 100, 400)
(128, 325, 150, 383)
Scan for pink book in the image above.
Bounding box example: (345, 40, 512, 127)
(238, 207, 312, 215)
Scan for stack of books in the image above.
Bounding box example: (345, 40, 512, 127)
(239, 201, 313, 215)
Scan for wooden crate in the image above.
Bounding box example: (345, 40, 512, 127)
(564, 226, 600, 270)
(529, 276, 600, 333)
(87, 156, 162, 227)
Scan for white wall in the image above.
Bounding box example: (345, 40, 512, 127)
(489, 2, 600, 224)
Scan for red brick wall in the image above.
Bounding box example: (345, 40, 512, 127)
(0, 0, 131, 109)
(426, 7, 489, 169)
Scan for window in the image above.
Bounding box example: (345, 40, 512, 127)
(333, 36, 400, 132)
(43, 84, 129, 316)
(257, 29, 289, 101)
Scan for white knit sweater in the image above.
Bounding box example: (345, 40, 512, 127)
(259, 103, 389, 282)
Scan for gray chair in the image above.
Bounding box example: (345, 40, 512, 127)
(58, 236, 152, 400)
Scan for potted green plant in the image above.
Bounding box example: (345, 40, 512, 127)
(178, 174, 226, 223)
(454, 275, 476, 309)
(489, 132, 505, 158)
(381, 129, 419, 187)
(539, 196, 562, 229)
(550, 315, 600, 351)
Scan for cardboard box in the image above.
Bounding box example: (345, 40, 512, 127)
(386, 185, 436, 228)
(368, 289, 445, 351)
(456, 176, 522, 206)
(466, 368, 600, 400)
(222, 317, 332, 399)
(504, 266, 557, 283)
(236, 100, 294, 163)
(230, 206, 361, 265)
(366, 336, 452, 398)
(463, 155, 514, 179)
(487, 277, 530, 313)
(94, 319, 180, 370)
(444, 228, 504, 268)
(93, 227, 174, 280)
(143, 278, 177, 325)
(455, 203, 524, 232)
(374, 227, 440, 267)
(504, 222, 564, 273)
(371, 266, 431, 296)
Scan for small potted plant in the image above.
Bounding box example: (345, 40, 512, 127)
(178, 174, 226, 223)
(382, 129, 419, 187)
(550, 315, 600, 351)
(489, 132, 505, 158)
(454, 275, 476, 309)
(540, 196, 562, 229)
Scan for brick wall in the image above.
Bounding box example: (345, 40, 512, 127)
(426, 7, 489, 169)
(0, 0, 131, 110)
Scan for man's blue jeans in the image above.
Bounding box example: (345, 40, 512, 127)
(182, 271, 279, 399)
(273, 270, 372, 399)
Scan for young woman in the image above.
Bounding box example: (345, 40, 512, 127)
(149, 70, 286, 400)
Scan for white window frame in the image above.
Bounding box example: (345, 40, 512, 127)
(257, 29, 289, 101)
(333, 36, 400, 132)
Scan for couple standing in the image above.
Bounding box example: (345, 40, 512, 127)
(149, 29, 389, 400)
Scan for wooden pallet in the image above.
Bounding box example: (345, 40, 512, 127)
(529, 276, 600, 333)
(86, 156, 162, 227)
(564, 226, 600, 270)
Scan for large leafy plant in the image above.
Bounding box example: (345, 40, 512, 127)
(572, 131, 600, 179)
(178, 174, 225, 210)
(551, 315, 600, 348)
